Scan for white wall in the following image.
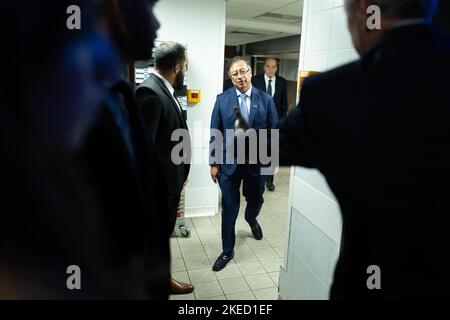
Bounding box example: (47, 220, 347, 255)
(154, 0, 226, 217)
(279, 0, 357, 300)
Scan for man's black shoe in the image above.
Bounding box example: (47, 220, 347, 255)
(266, 183, 275, 192)
(250, 221, 263, 240)
(212, 252, 234, 272)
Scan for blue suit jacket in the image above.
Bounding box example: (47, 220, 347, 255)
(210, 86, 278, 176)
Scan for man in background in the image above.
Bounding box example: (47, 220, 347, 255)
(252, 58, 288, 192)
(278, 0, 450, 299)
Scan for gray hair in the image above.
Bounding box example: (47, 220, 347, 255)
(154, 42, 187, 71)
(345, 0, 439, 20)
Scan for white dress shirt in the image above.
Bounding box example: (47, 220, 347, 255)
(236, 86, 252, 115)
(151, 70, 182, 113)
(264, 74, 276, 97)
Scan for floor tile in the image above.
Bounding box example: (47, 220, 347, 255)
(215, 264, 243, 280)
(202, 242, 222, 255)
(265, 236, 286, 247)
(233, 251, 259, 264)
(184, 256, 211, 270)
(236, 260, 266, 276)
(188, 268, 217, 284)
(195, 226, 219, 236)
(170, 237, 179, 248)
(200, 295, 226, 300)
(245, 238, 272, 250)
(171, 245, 182, 259)
(171, 258, 186, 272)
(194, 281, 224, 299)
(172, 270, 190, 284)
(269, 272, 280, 286)
(260, 258, 282, 273)
(170, 293, 196, 300)
(253, 287, 279, 300)
(274, 246, 285, 258)
(219, 276, 250, 295)
(245, 273, 276, 291)
(178, 236, 202, 248)
(226, 291, 256, 300)
(181, 244, 206, 258)
(252, 247, 279, 261)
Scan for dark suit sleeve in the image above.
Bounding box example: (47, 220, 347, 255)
(277, 80, 318, 168)
(210, 97, 223, 167)
(252, 75, 263, 92)
(268, 97, 278, 128)
(280, 78, 288, 117)
(135, 87, 163, 145)
(223, 79, 233, 91)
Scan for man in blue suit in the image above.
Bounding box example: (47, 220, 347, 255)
(210, 56, 278, 271)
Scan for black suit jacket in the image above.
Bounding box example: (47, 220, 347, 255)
(252, 74, 288, 119)
(136, 73, 191, 196)
(79, 80, 169, 299)
(278, 25, 450, 299)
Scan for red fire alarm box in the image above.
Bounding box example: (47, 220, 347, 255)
(188, 89, 201, 104)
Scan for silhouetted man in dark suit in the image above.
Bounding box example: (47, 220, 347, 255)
(135, 42, 194, 295)
(278, 0, 450, 299)
(1, 0, 119, 299)
(253, 58, 288, 192)
(79, 0, 169, 299)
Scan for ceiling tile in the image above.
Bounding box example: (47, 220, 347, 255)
(226, 0, 303, 45)
(271, 3, 303, 17)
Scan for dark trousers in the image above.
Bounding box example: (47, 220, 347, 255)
(266, 175, 274, 185)
(167, 194, 181, 238)
(218, 165, 266, 254)
(167, 194, 181, 281)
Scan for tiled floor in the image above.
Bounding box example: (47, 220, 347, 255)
(170, 167, 291, 300)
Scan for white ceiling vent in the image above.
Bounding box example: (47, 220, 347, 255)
(255, 12, 301, 24)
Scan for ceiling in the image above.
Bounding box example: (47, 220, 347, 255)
(226, 0, 303, 46)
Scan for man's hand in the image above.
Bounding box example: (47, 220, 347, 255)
(210, 166, 220, 184)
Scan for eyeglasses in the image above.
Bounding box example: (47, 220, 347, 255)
(230, 68, 250, 79)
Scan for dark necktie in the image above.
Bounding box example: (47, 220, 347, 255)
(268, 79, 273, 96)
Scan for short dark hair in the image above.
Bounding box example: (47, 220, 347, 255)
(154, 42, 187, 71)
(227, 56, 251, 72)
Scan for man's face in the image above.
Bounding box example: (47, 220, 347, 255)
(229, 60, 252, 93)
(264, 59, 278, 78)
(174, 57, 188, 91)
